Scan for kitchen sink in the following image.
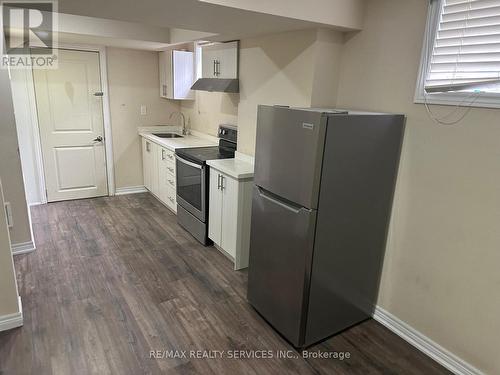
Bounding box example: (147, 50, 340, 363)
(152, 133, 183, 139)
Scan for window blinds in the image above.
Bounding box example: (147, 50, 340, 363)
(425, 0, 500, 93)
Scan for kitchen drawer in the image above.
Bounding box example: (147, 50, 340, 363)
(164, 149, 176, 164)
(166, 173, 176, 190)
(165, 163, 176, 176)
(160, 148, 175, 166)
(165, 186, 177, 211)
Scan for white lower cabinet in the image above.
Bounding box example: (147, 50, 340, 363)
(150, 143, 159, 197)
(208, 167, 252, 270)
(142, 136, 177, 213)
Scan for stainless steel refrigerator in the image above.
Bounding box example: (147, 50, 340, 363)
(247, 105, 405, 348)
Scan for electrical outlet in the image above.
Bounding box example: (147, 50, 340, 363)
(140, 105, 147, 115)
(4, 202, 13, 228)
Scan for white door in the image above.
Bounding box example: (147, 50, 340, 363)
(33, 49, 108, 202)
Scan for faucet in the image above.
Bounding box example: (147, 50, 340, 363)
(169, 111, 187, 135)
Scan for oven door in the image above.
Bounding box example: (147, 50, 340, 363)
(175, 155, 207, 222)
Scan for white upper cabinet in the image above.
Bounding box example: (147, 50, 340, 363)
(159, 50, 195, 100)
(201, 41, 238, 79)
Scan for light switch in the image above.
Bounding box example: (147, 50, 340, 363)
(140, 105, 147, 115)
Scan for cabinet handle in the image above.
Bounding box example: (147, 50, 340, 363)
(168, 179, 174, 186)
(146, 142, 151, 152)
(213, 59, 217, 76)
(216, 60, 221, 76)
(163, 84, 167, 96)
(220, 175, 224, 190)
(168, 167, 174, 173)
(217, 174, 221, 190)
(161, 149, 165, 160)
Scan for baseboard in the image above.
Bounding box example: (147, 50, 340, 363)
(115, 186, 148, 196)
(0, 296, 23, 332)
(11, 240, 36, 256)
(373, 306, 483, 375)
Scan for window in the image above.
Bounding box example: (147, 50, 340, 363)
(415, 0, 500, 108)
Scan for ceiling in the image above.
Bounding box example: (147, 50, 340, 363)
(57, 0, 342, 43)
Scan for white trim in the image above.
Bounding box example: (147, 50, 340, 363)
(373, 306, 484, 375)
(115, 186, 148, 196)
(414, 93, 500, 109)
(414, 0, 500, 109)
(99, 47, 116, 196)
(25, 65, 48, 204)
(11, 240, 36, 255)
(0, 297, 23, 332)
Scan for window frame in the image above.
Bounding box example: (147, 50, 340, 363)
(414, 0, 500, 109)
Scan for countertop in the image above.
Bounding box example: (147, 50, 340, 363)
(139, 127, 217, 151)
(207, 157, 254, 180)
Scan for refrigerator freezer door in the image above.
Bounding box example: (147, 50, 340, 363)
(254, 105, 327, 209)
(247, 186, 317, 347)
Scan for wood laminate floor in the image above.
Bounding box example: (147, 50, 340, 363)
(0, 194, 450, 375)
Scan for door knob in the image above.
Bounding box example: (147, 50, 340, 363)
(93, 136, 103, 142)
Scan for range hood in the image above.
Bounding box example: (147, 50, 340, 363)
(191, 40, 240, 93)
(191, 78, 239, 93)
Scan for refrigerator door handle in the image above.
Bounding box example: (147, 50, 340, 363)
(257, 186, 307, 214)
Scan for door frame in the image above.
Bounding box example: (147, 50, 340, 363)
(30, 43, 115, 203)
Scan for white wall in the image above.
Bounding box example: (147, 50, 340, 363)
(0, 69, 32, 246)
(335, 0, 500, 373)
(0, 179, 21, 318)
(107, 47, 180, 189)
(181, 91, 239, 137)
(182, 28, 345, 155)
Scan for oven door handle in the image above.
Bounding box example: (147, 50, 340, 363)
(175, 155, 202, 169)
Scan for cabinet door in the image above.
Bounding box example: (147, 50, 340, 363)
(159, 51, 168, 98)
(158, 147, 168, 204)
(217, 41, 238, 79)
(151, 142, 159, 196)
(208, 168, 223, 246)
(142, 138, 152, 191)
(201, 45, 218, 78)
(201, 42, 238, 79)
(172, 50, 194, 100)
(221, 173, 238, 259)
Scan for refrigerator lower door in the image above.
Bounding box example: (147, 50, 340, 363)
(254, 105, 327, 209)
(247, 185, 317, 347)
